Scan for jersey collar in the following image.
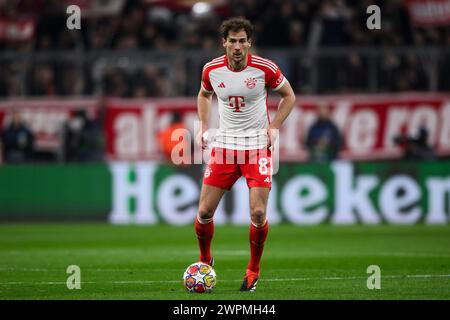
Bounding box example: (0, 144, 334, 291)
(225, 53, 252, 72)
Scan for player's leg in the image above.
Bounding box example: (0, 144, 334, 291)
(196, 147, 241, 265)
(239, 148, 272, 291)
(240, 186, 270, 291)
(195, 183, 226, 265)
(248, 186, 270, 271)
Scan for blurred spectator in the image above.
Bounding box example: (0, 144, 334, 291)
(88, 17, 120, 50)
(379, 52, 429, 92)
(393, 126, 436, 161)
(101, 65, 170, 98)
(305, 103, 342, 162)
(57, 63, 88, 95)
(0, 62, 25, 97)
(438, 50, 450, 91)
(28, 65, 57, 96)
(288, 20, 305, 47)
(157, 112, 190, 164)
(61, 109, 104, 162)
(344, 53, 367, 92)
(0, 110, 35, 163)
(319, 0, 352, 46)
(102, 68, 130, 97)
(132, 65, 166, 97)
(181, 22, 201, 48)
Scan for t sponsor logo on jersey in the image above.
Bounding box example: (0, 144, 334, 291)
(228, 96, 245, 112)
(245, 77, 257, 89)
(218, 82, 225, 88)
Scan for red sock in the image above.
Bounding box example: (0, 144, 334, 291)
(247, 221, 269, 275)
(194, 217, 214, 263)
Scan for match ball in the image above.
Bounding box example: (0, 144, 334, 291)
(183, 262, 217, 293)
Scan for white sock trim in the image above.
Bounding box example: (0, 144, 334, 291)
(197, 215, 213, 224)
(251, 219, 268, 228)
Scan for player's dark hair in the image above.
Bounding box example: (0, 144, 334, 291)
(220, 17, 253, 40)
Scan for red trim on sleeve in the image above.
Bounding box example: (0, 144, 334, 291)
(202, 56, 226, 91)
(250, 55, 285, 89)
(201, 68, 213, 92)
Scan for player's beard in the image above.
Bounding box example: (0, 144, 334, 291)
(229, 51, 247, 71)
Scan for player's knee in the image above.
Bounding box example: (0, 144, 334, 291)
(250, 207, 266, 225)
(198, 206, 215, 220)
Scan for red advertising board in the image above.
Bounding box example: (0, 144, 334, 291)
(406, 0, 450, 26)
(104, 98, 198, 161)
(104, 93, 450, 161)
(0, 98, 98, 151)
(281, 93, 450, 161)
(1, 93, 450, 162)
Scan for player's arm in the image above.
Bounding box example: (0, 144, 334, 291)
(270, 81, 296, 129)
(267, 81, 296, 146)
(196, 87, 214, 149)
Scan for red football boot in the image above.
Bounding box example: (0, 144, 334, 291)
(240, 269, 259, 292)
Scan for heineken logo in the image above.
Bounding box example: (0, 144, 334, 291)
(108, 161, 450, 225)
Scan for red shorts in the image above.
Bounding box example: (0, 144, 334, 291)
(203, 147, 272, 190)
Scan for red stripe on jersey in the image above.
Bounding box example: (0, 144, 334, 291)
(201, 83, 214, 92)
(202, 56, 227, 91)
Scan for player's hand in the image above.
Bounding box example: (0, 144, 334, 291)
(196, 127, 208, 150)
(267, 125, 279, 148)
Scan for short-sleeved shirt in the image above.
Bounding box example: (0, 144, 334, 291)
(201, 54, 286, 150)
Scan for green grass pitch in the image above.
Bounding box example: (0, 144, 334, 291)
(0, 223, 449, 299)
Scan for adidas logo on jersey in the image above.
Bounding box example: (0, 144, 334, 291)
(264, 177, 271, 183)
(218, 82, 225, 88)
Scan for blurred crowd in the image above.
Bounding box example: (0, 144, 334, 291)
(0, 0, 449, 98)
(3, 0, 450, 51)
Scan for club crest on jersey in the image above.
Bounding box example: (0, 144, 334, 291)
(245, 77, 257, 89)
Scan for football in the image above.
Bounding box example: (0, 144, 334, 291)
(183, 262, 217, 293)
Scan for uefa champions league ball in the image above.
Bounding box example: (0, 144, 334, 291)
(183, 262, 217, 293)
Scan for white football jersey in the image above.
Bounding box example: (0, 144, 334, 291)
(201, 54, 286, 150)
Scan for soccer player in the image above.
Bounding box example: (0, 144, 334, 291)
(194, 17, 296, 292)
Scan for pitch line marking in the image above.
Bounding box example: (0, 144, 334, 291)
(1, 249, 250, 256)
(3, 250, 450, 258)
(0, 274, 449, 286)
(0, 268, 49, 272)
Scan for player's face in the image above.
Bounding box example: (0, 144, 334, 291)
(223, 30, 251, 65)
